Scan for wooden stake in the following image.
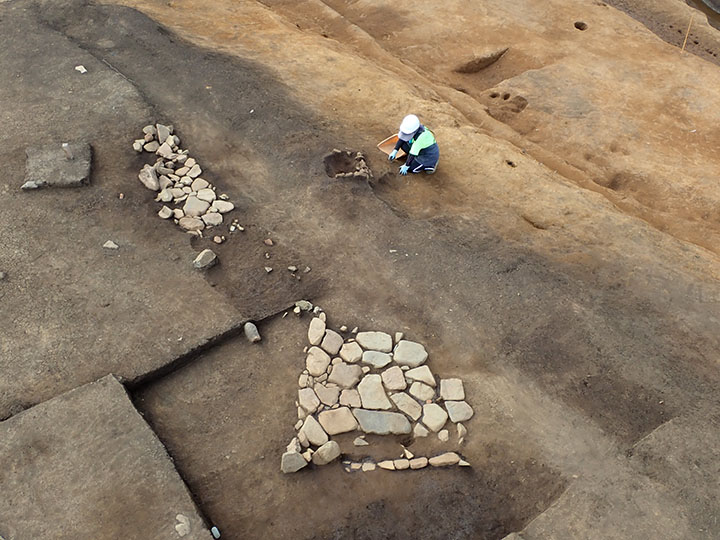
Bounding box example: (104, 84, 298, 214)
(681, 13, 694, 53)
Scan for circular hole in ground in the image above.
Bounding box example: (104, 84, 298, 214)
(506, 160, 517, 168)
(503, 93, 511, 100)
(575, 21, 588, 30)
(490, 92, 499, 98)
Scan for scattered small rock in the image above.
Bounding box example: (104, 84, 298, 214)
(288, 265, 298, 273)
(353, 437, 369, 447)
(213, 235, 224, 244)
(265, 267, 273, 273)
(243, 321, 261, 343)
(193, 249, 217, 269)
(438, 429, 449, 442)
(103, 240, 119, 250)
(158, 205, 172, 219)
(264, 238, 274, 246)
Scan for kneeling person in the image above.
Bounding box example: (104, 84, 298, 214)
(389, 114, 439, 175)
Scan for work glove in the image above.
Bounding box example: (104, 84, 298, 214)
(399, 164, 409, 176)
(388, 149, 398, 161)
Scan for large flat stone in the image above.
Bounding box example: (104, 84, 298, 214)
(352, 408, 412, 435)
(317, 406, 358, 435)
(0, 375, 212, 540)
(22, 142, 92, 189)
(393, 340, 428, 367)
(356, 331, 392, 352)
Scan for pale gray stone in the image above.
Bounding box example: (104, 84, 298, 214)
(429, 452, 460, 467)
(183, 196, 211, 217)
(440, 378, 465, 401)
(143, 141, 160, 152)
(202, 213, 223, 227)
(356, 331, 392, 352)
(378, 460, 395, 470)
(308, 317, 326, 346)
(413, 422, 429, 438)
(102, 240, 118, 250)
(191, 177, 209, 191)
(339, 342, 363, 363)
(196, 188, 216, 202)
(312, 441, 341, 465)
(212, 200, 234, 213)
(192, 249, 217, 269)
(445, 401, 474, 423)
(298, 387, 320, 414)
(243, 321, 261, 343)
(393, 340, 428, 367)
(409, 457, 428, 469)
(422, 403, 448, 432)
(394, 332, 404, 343)
(328, 362, 362, 388)
(408, 381, 435, 402)
(362, 462, 376, 472)
(187, 164, 202, 178)
(298, 373, 310, 388)
(353, 437, 369, 447)
(300, 415, 328, 446)
(178, 217, 204, 231)
(321, 330, 343, 355)
(281, 451, 308, 473)
(318, 407, 358, 435)
(157, 188, 173, 202)
(314, 384, 340, 406)
(457, 423, 467, 440)
(158, 175, 173, 190)
(381, 366, 407, 391)
(352, 409, 411, 434)
(438, 429, 449, 442)
(157, 141, 173, 158)
(138, 164, 160, 190)
(176, 166, 190, 176)
(142, 124, 156, 135)
(184, 158, 196, 168)
(156, 123, 171, 143)
(405, 365, 436, 387)
(390, 392, 422, 421)
(357, 374, 392, 410)
(306, 346, 331, 376)
(362, 351, 392, 369)
(394, 458, 410, 470)
(339, 389, 362, 408)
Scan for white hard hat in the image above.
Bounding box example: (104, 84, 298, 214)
(398, 114, 420, 141)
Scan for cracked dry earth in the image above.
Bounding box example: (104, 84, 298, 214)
(1, 0, 720, 539)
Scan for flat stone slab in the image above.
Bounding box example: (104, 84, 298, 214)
(352, 408, 412, 434)
(0, 375, 212, 540)
(22, 142, 92, 190)
(393, 340, 428, 367)
(356, 331, 392, 352)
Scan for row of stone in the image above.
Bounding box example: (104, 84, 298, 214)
(133, 123, 235, 233)
(342, 452, 469, 472)
(281, 444, 468, 474)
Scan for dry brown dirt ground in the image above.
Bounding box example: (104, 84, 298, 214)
(1, 0, 719, 539)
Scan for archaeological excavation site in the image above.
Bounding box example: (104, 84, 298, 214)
(1, 0, 719, 539)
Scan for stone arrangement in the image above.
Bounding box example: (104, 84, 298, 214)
(281, 309, 473, 473)
(133, 123, 236, 234)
